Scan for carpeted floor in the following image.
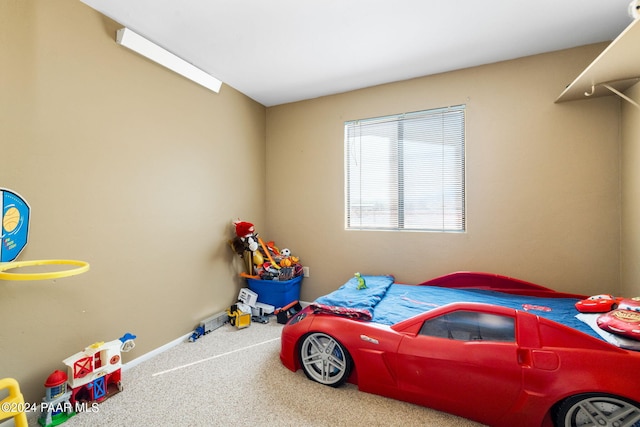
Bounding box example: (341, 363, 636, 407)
(30, 318, 486, 426)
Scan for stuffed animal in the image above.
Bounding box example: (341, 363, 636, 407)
(229, 220, 258, 255)
(229, 219, 260, 275)
(233, 220, 259, 252)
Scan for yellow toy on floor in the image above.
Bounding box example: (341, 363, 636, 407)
(0, 377, 29, 427)
(227, 304, 251, 329)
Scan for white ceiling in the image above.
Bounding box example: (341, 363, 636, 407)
(80, 0, 635, 107)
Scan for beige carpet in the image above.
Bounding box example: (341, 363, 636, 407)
(31, 318, 486, 426)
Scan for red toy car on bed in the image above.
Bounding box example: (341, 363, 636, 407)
(575, 294, 622, 312)
(280, 272, 640, 427)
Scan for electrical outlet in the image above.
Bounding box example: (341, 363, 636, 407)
(303, 266, 310, 277)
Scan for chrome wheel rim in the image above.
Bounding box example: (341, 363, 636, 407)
(300, 333, 348, 385)
(563, 395, 640, 427)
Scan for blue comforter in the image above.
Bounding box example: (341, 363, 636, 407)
(314, 275, 395, 312)
(315, 275, 601, 340)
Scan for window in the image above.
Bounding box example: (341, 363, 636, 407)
(345, 105, 465, 232)
(419, 311, 515, 342)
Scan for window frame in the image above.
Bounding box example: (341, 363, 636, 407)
(344, 105, 466, 233)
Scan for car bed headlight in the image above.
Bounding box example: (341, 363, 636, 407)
(287, 311, 307, 325)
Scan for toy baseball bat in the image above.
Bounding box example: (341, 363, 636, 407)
(258, 237, 280, 270)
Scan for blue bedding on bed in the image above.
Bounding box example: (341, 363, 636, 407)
(315, 275, 602, 340)
(314, 275, 395, 312)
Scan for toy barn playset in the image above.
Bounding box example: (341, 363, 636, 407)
(36, 333, 137, 426)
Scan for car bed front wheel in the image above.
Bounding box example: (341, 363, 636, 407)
(555, 393, 640, 427)
(299, 332, 352, 387)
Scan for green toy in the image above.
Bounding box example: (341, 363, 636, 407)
(355, 272, 367, 290)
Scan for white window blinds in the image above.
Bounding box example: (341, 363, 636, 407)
(345, 105, 465, 232)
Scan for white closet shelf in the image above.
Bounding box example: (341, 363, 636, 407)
(556, 17, 640, 103)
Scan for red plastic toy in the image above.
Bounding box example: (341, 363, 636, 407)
(280, 272, 640, 427)
(575, 294, 622, 313)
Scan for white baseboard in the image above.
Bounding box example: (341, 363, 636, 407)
(122, 301, 311, 371)
(123, 331, 191, 371)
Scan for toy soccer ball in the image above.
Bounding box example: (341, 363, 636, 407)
(630, 0, 640, 19)
(281, 248, 291, 257)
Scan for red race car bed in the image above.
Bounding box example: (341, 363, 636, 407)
(279, 272, 640, 427)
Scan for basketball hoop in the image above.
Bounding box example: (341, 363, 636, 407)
(0, 259, 89, 281)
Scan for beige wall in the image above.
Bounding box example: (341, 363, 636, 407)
(1, 0, 266, 402)
(621, 82, 640, 296)
(1, 0, 628, 406)
(266, 44, 621, 301)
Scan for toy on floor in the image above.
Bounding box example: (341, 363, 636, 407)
(238, 287, 275, 323)
(275, 300, 302, 324)
(38, 370, 75, 427)
(0, 377, 29, 427)
(190, 289, 275, 337)
(227, 304, 251, 329)
(189, 312, 230, 342)
(224, 288, 276, 328)
(55, 333, 136, 406)
(251, 301, 274, 323)
(227, 288, 259, 329)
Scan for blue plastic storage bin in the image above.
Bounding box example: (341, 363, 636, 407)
(246, 275, 302, 308)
